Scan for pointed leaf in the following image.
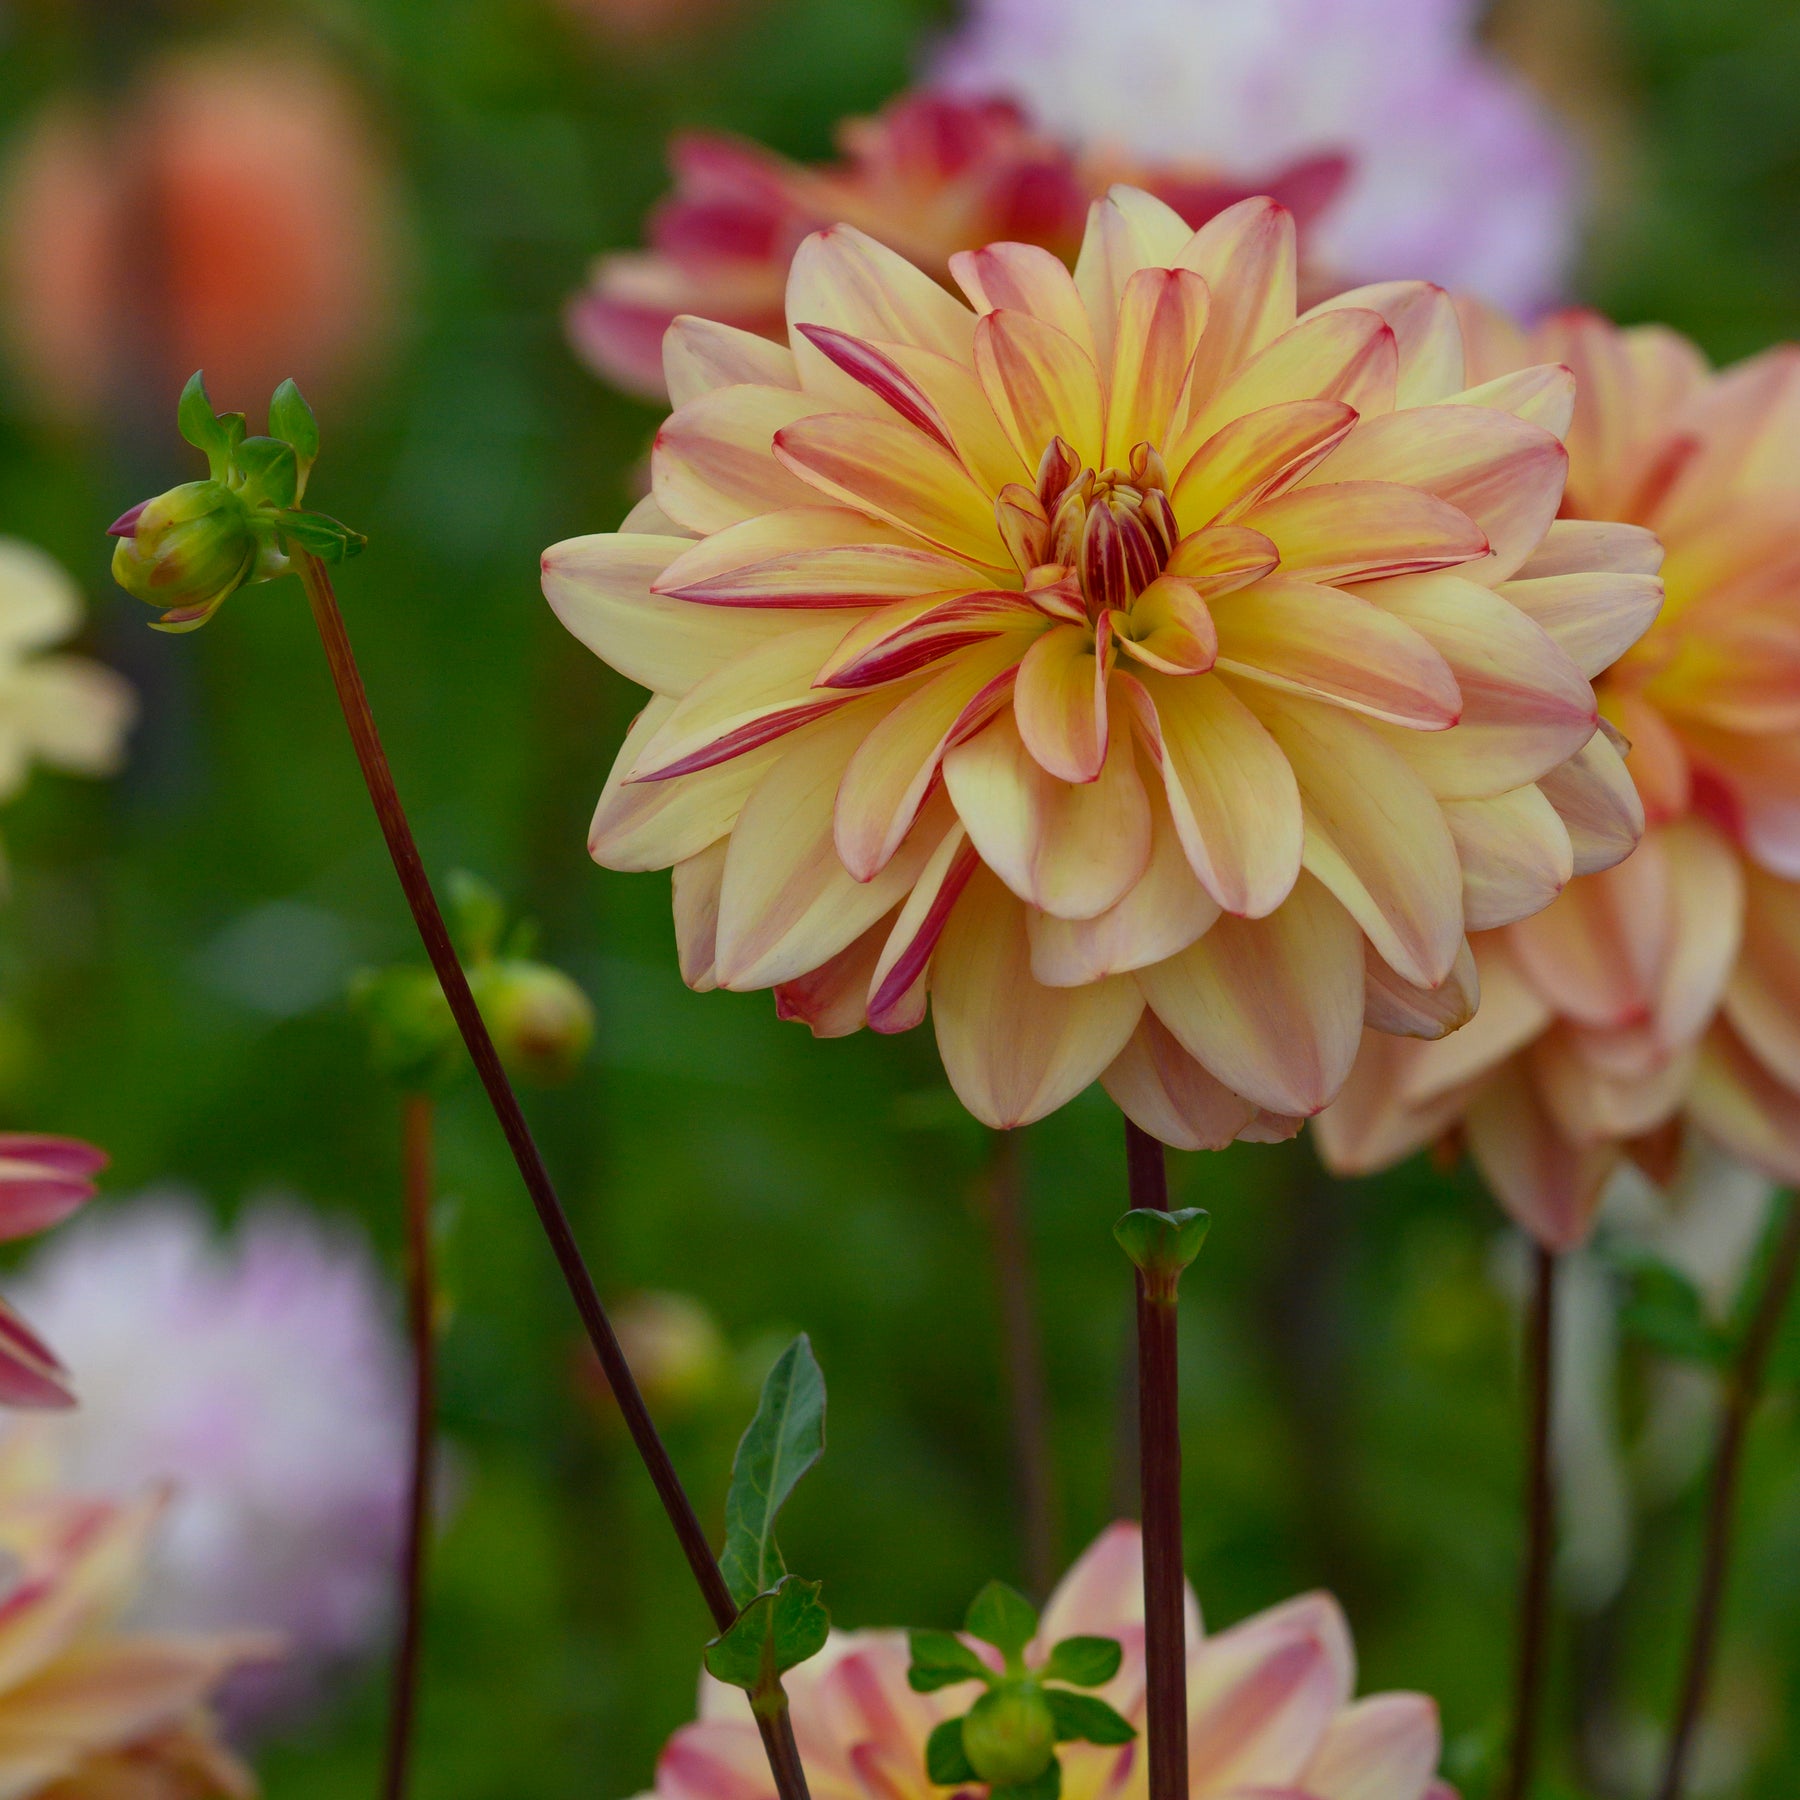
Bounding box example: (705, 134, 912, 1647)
(965, 1581, 1038, 1659)
(1046, 1690, 1137, 1746)
(281, 510, 368, 562)
(1112, 1208, 1210, 1282)
(702, 1575, 830, 1693)
(269, 378, 321, 472)
(177, 370, 229, 472)
(719, 1334, 827, 1608)
(927, 1718, 978, 1785)
(233, 436, 299, 509)
(1038, 1636, 1123, 1688)
(909, 1629, 993, 1692)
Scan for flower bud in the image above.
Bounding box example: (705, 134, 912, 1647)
(960, 1682, 1056, 1786)
(470, 960, 595, 1086)
(108, 480, 265, 631)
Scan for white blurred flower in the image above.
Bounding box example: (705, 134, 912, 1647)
(931, 0, 1581, 312)
(3, 1192, 410, 1728)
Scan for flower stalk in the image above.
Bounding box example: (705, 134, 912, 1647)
(1656, 1192, 1800, 1800)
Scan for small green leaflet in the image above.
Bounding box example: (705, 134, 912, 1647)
(720, 1334, 826, 1609)
(964, 1581, 1037, 1660)
(1037, 1636, 1122, 1688)
(1045, 1690, 1135, 1745)
(907, 1628, 992, 1692)
(703, 1576, 830, 1698)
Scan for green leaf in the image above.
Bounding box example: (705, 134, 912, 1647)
(1045, 1690, 1136, 1746)
(1038, 1636, 1122, 1688)
(177, 371, 229, 473)
(281, 510, 368, 563)
(703, 1575, 830, 1697)
(964, 1581, 1037, 1660)
(446, 870, 507, 964)
(233, 436, 299, 509)
(269, 379, 321, 476)
(907, 1629, 991, 1692)
(1113, 1208, 1210, 1282)
(991, 1760, 1061, 1800)
(925, 1718, 977, 1785)
(1612, 1246, 1734, 1369)
(719, 1334, 827, 1609)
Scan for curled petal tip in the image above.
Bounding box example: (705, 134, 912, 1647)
(106, 501, 147, 537)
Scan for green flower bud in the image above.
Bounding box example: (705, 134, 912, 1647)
(108, 480, 270, 633)
(960, 1682, 1056, 1787)
(470, 960, 595, 1086)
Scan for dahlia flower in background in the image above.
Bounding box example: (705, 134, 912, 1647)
(3, 1195, 411, 1726)
(1317, 309, 1800, 1249)
(0, 1436, 272, 1798)
(643, 1521, 1453, 1800)
(546, 189, 1658, 1143)
(567, 92, 1346, 401)
(931, 0, 1579, 316)
(0, 44, 401, 426)
(0, 1132, 105, 1408)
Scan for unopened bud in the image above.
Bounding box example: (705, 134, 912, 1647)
(109, 480, 271, 632)
(961, 1683, 1056, 1786)
(470, 960, 595, 1086)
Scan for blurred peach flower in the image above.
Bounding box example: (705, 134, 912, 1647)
(642, 1520, 1453, 1800)
(1318, 309, 1800, 1248)
(546, 190, 1656, 1142)
(567, 92, 1344, 402)
(0, 1436, 273, 1798)
(0, 1132, 105, 1409)
(0, 44, 401, 427)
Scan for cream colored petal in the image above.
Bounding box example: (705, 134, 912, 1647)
(1102, 1011, 1258, 1152)
(0, 540, 81, 653)
(652, 384, 829, 534)
(1243, 481, 1487, 585)
(774, 915, 893, 1039)
(1395, 937, 1552, 1106)
(1496, 570, 1664, 680)
(1014, 622, 1107, 783)
(1536, 729, 1644, 876)
(664, 316, 799, 406)
(1464, 1060, 1615, 1250)
(8, 657, 134, 777)
(1105, 266, 1210, 468)
(950, 242, 1097, 361)
(1072, 187, 1194, 370)
(1446, 364, 1577, 438)
(1363, 937, 1479, 1039)
(671, 840, 728, 992)
(974, 309, 1106, 473)
(1299, 1692, 1443, 1800)
(1312, 1032, 1471, 1176)
(1443, 786, 1574, 931)
(1170, 196, 1298, 422)
(1305, 281, 1464, 407)
(1514, 518, 1663, 579)
(868, 825, 979, 1033)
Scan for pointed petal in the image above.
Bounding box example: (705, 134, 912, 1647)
(1497, 570, 1664, 679)
(1244, 482, 1487, 584)
(1102, 1011, 1259, 1152)
(1114, 576, 1218, 677)
(653, 385, 828, 534)
(774, 916, 891, 1038)
(1516, 518, 1664, 579)
(1464, 1061, 1614, 1250)
(1164, 523, 1280, 596)
(1444, 786, 1575, 930)
(817, 591, 1043, 690)
(1170, 399, 1357, 528)
(1072, 187, 1193, 370)
(1015, 622, 1107, 782)
(0, 1296, 74, 1408)
(1306, 281, 1464, 407)
(1537, 729, 1645, 875)
(1105, 267, 1210, 467)
(1364, 937, 1479, 1039)
(1725, 865, 1800, 1091)
(1312, 1032, 1468, 1176)
(671, 840, 728, 991)
(1449, 364, 1577, 438)
(1689, 1021, 1800, 1184)
(1171, 196, 1299, 419)
(664, 316, 799, 407)
(868, 826, 980, 1032)
(950, 242, 1096, 360)
(1300, 1693, 1443, 1800)
(974, 310, 1105, 472)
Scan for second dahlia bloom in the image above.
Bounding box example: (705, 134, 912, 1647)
(547, 189, 1657, 1142)
(641, 1521, 1452, 1800)
(0, 1131, 106, 1408)
(1317, 310, 1800, 1247)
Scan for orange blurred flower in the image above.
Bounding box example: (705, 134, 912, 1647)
(1318, 307, 1800, 1248)
(1, 45, 401, 427)
(546, 191, 1656, 1142)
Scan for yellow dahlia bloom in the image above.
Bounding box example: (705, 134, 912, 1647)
(546, 189, 1657, 1139)
(1318, 308, 1800, 1247)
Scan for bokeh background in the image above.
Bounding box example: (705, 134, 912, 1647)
(1, 0, 1799, 1795)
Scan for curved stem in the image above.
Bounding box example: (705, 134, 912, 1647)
(1656, 1192, 1800, 1800)
(1503, 1242, 1558, 1800)
(384, 1094, 437, 1800)
(294, 553, 808, 1800)
(1125, 1118, 1188, 1800)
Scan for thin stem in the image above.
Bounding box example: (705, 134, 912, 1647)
(294, 553, 808, 1800)
(1656, 1192, 1800, 1800)
(384, 1094, 437, 1800)
(1125, 1118, 1188, 1800)
(981, 1131, 1058, 1596)
(1503, 1242, 1558, 1800)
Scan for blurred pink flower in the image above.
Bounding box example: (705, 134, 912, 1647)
(645, 1522, 1454, 1800)
(0, 1132, 105, 1410)
(4, 1194, 410, 1727)
(0, 44, 403, 426)
(930, 0, 1579, 314)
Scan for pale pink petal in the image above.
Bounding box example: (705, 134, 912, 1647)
(1073, 188, 1194, 371)
(868, 826, 980, 1034)
(1725, 865, 1800, 1091)
(950, 242, 1097, 361)
(1364, 938, 1480, 1041)
(653, 385, 828, 535)
(1536, 730, 1644, 876)
(1443, 786, 1574, 931)
(1448, 365, 1577, 439)
(1513, 519, 1663, 579)
(1170, 197, 1298, 423)
(1496, 570, 1664, 680)
(1464, 1061, 1616, 1250)
(1243, 483, 1487, 585)
(1298, 1692, 1443, 1800)
(1015, 622, 1108, 782)
(1305, 282, 1463, 408)
(1689, 1021, 1800, 1184)
(664, 316, 799, 407)
(774, 916, 892, 1039)
(1103, 1012, 1260, 1153)
(671, 841, 727, 992)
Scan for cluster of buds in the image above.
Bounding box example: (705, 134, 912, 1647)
(353, 870, 596, 1090)
(108, 372, 364, 632)
(909, 1581, 1134, 1800)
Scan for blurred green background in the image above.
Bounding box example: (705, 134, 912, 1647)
(1, 0, 1799, 1795)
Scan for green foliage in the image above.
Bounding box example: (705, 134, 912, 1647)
(1607, 1242, 1736, 1368)
(1036, 1637, 1121, 1688)
(720, 1334, 827, 1609)
(925, 1719, 977, 1785)
(269, 379, 322, 491)
(1113, 1207, 1210, 1286)
(964, 1581, 1037, 1661)
(1044, 1690, 1134, 1746)
(177, 370, 232, 474)
(281, 511, 368, 563)
(702, 1576, 830, 1702)
(906, 1629, 993, 1692)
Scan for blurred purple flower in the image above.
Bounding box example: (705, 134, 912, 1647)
(930, 0, 1581, 313)
(3, 1193, 410, 1729)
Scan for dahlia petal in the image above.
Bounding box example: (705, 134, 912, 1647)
(653, 506, 982, 608)
(664, 316, 799, 407)
(590, 699, 782, 873)
(774, 916, 892, 1038)
(653, 385, 828, 535)
(1137, 874, 1362, 1116)
(1537, 730, 1645, 875)
(1254, 690, 1465, 988)
(1464, 1061, 1615, 1251)
(817, 591, 1045, 691)
(1072, 187, 1193, 370)
(945, 705, 1152, 920)
(1364, 938, 1479, 1040)
(1531, 1031, 1695, 1146)
(1171, 399, 1358, 530)
(973, 310, 1106, 472)
(1453, 295, 1532, 384)
(1515, 518, 1664, 579)
(1104, 267, 1210, 468)
(658, 1720, 768, 1800)
(949, 242, 1096, 361)
(544, 533, 827, 698)
(1171, 197, 1299, 421)
(1306, 282, 1464, 408)
(1450, 365, 1577, 439)
(1300, 1692, 1443, 1800)
(931, 867, 1143, 1128)
(1028, 779, 1220, 986)
(1163, 524, 1281, 596)
(1497, 571, 1664, 679)
(1102, 1012, 1258, 1152)
(671, 841, 728, 991)
(1244, 482, 1487, 584)
(1114, 576, 1218, 677)
(1725, 868, 1800, 1090)
(714, 713, 948, 990)
(1301, 405, 1568, 584)
(1015, 621, 1108, 782)
(0, 1295, 74, 1408)
(1312, 1033, 1469, 1176)
(1689, 1021, 1800, 1184)
(1650, 820, 1745, 1051)
(1443, 786, 1574, 931)
(1393, 938, 1552, 1106)
(774, 414, 1009, 569)
(1212, 577, 1461, 729)
(0, 1153, 101, 1241)
(1366, 573, 1599, 797)
(834, 639, 1024, 880)
(868, 826, 980, 1033)
(1128, 669, 1302, 918)
(620, 493, 693, 538)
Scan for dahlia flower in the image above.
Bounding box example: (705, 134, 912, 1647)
(3, 1195, 410, 1723)
(931, 0, 1578, 315)
(0, 1132, 105, 1408)
(546, 189, 1656, 1142)
(0, 539, 134, 820)
(567, 93, 1344, 401)
(0, 1437, 271, 1798)
(639, 1521, 1453, 1800)
(1317, 309, 1800, 1248)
